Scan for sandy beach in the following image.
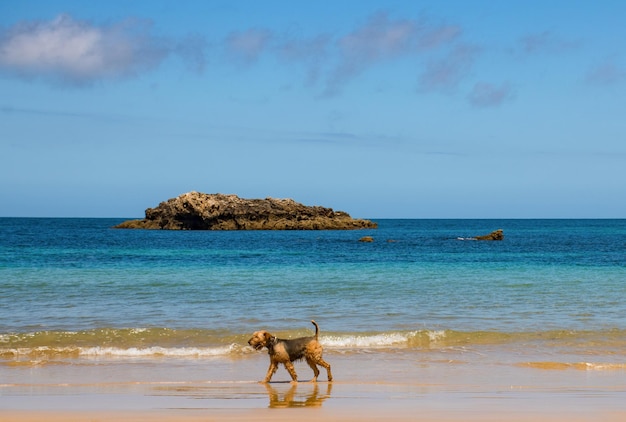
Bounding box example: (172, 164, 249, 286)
(3, 352, 626, 421)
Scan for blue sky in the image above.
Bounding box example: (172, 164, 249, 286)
(1, 1, 625, 218)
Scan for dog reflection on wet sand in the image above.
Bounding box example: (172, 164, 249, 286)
(248, 320, 333, 383)
(265, 382, 333, 408)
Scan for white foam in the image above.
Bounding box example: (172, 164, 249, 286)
(79, 344, 240, 358)
(426, 330, 447, 342)
(321, 332, 420, 348)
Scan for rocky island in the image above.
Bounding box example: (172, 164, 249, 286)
(114, 191, 377, 230)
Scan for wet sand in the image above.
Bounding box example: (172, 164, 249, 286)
(2, 352, 626, 421)
(3, 384, 626, 422)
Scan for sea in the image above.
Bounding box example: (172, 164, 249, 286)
(1, 218, 626, 374)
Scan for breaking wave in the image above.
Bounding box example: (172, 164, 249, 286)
(2, 327, 626, 361)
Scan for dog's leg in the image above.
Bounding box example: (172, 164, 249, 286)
(284, 361, 298, 383)
(318, 358, 332, 382)
(263, 361, 278, 383)
(306, 357, 321, 382)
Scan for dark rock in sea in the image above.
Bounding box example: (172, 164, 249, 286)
(114, 191, 378, 230)
(474, 229, 504, 241)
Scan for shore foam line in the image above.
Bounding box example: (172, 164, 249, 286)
(0, 344, 246, 359)
(0, 331, 435, 359)
(519, 361, 626, 371)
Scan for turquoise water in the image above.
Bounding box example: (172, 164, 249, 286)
(1, 218, 625, 361)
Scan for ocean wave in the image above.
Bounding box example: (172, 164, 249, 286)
(80, 344, 244, 357)
(321, 332, 416, 348)
(0, 329, 455, 360)
(0, 344, 246, 359)
(320, 330, 447, 348)
(3, 327, 626, 361)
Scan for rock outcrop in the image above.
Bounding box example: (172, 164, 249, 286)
(474, 229, 504, 241)
(114, 191, 377, 230)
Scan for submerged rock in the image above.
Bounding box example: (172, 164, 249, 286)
(114, 191, 377, 230)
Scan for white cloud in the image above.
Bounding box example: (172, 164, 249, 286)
(0, 14, 206, 85)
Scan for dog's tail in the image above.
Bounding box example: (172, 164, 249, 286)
(311, 320, 320, 340)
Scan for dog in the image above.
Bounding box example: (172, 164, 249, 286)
(248, 320, 333, 383)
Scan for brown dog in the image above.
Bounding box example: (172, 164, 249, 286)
(248, 320, 333, 383)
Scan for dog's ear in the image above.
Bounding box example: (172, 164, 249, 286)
(264, 332, 276, 343)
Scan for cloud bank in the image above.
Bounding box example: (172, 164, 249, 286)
(0, 12, 491, 103)
(0, 14, 206, 85)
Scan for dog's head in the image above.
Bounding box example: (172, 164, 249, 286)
(248, 330, 275, 350)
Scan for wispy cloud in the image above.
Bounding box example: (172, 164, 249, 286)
(224, 28, 272, 64)
(2, 10, 527, 108)
(0, 14, 207, 86)
(585, 58, 626, 86)
(1, 104, 92, 118)
(275, 33, 331, 85)
(216, 12, 465, 97)
(325, 12, 461, 96)
(418, 44, 480, 93)
(467, 82, 514, 107)
(518, 31, 581, 55)
(175, 34, 209, 74)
